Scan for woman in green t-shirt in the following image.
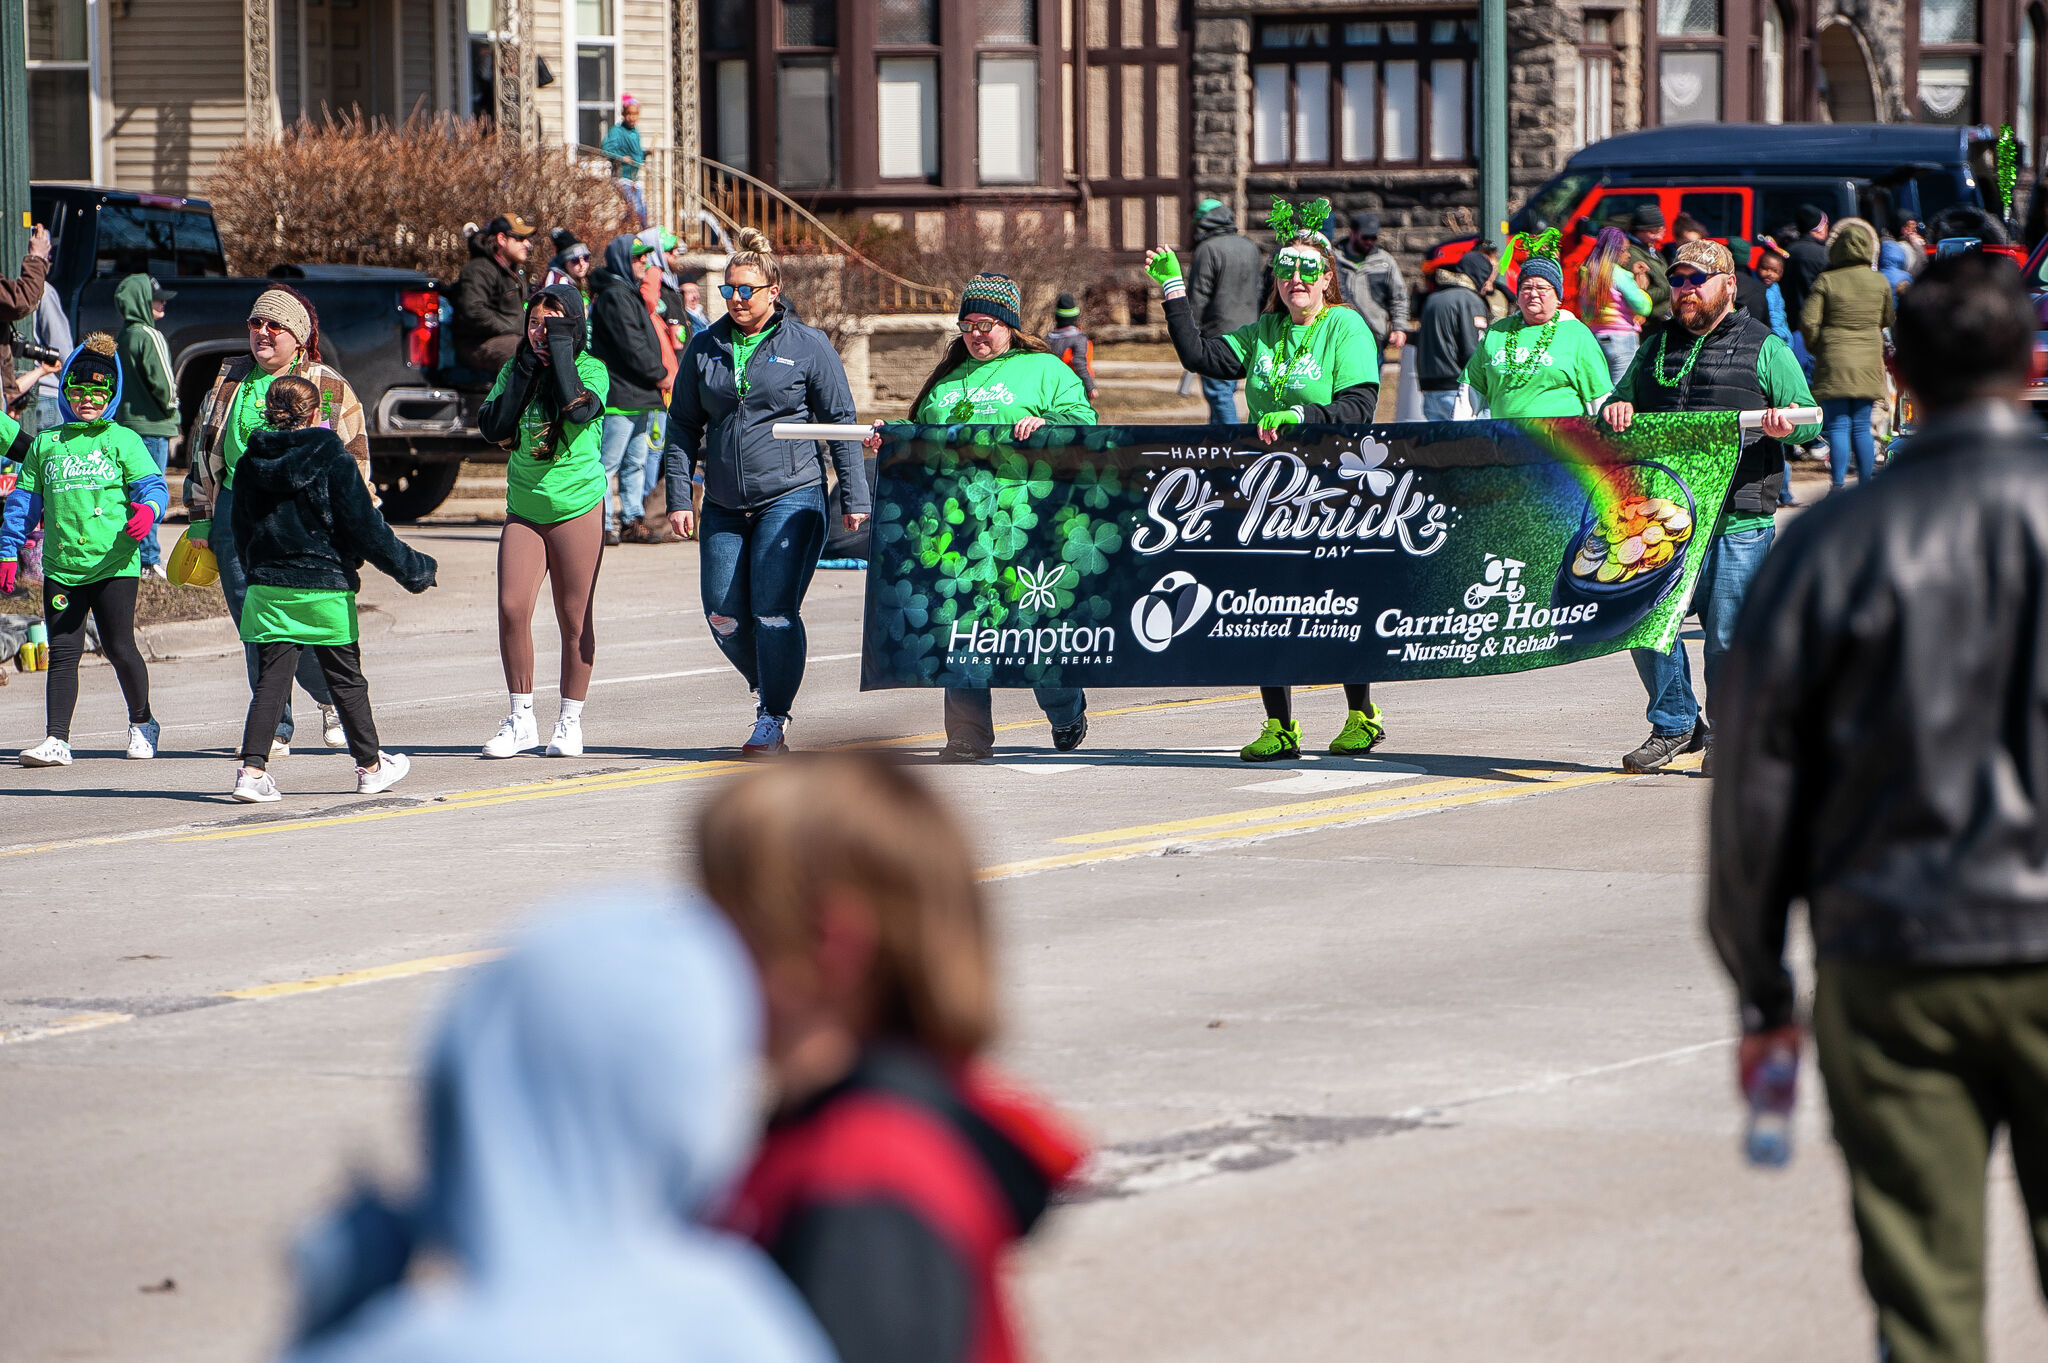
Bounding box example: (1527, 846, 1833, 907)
(1461, 244, 1613, 419)
(865, 272, 1098, 761)
(476, 283, 611, 759)
(1149, 202, 1387, 763)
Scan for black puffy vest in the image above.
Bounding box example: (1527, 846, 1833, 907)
(1631, 311, 1782, 514)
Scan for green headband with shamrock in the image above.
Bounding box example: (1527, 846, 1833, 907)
(1513, 227, 1562, 261)
(1266, 197, 1333, 246)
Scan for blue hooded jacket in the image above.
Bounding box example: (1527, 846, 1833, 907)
(283, 890, 833, 1363)
(0, 338, 169, 564)
(1876, 240, 1914, 294)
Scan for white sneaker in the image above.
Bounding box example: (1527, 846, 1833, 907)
(741, 714, 789, 758)
(19, 736, 73, 767)
(231, 766, 281, 802)
(546, 715, 583, 757)
(356, 750, 411, 795)
(145, 563, 168, 580)
(481, 711, 539, 758)
(269, 738, 291, 761)
(126, 718, 161, 760)
(320, 704, 346, 749)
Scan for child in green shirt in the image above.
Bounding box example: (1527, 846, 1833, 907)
(228, 376, 436, 802)
(0, 334, 169, 767)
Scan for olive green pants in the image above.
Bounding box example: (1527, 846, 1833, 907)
(1815, 961, 2048, 1363)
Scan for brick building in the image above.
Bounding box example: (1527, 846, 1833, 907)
(1191, 0, 2037, 268)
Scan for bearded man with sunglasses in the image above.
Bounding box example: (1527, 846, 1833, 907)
(1600, 239, 1818, 775)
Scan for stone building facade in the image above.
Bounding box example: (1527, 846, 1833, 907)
(1190, 0, 2032, 272)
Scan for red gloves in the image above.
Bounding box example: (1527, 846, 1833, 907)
(124, 502, 157, 543)
(0, 561, 16, 595)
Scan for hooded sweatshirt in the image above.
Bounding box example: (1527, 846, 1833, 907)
(282, 891, 834, 1363)
(727, 1045, 1085, 1363)
(1876, 239, 1914, 293)
(1415, 254, 1493, 391)
(1799, 217, 1895, 403)
(477, 283, 611, 524)
(1187, 203, 1266, 338)
(230, 424, 437, 645)
(589, 238, 670, 413)
(113, 273, 178, 437)
(0, 340, 168, 585)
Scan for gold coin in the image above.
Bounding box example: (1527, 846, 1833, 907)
(1641, 523, 1665, 546)
(1665, 510, 1692, 534)
(1644, 498, 1675, 517)
(1643, 540, 1675, 568)
(1617, 535, 1645, 566)
(1595, 557, 1624, 583)
(1579, 535, 1609, 560)
(1572, 555, 1599, 578)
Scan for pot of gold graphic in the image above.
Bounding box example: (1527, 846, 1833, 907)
(1551, 459, 1697, 642)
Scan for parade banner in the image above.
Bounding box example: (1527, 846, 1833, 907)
(859, 414, 1743, 689)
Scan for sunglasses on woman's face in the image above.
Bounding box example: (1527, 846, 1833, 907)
(959, 319, 1003, 335)
(1274, 258, 1326, 283)
(247, 317, 290, 335)
(719, 283, 768, 301)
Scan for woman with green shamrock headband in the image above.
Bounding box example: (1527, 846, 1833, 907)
(1148, 198, 1386, 763)
(1461, 230, 1613, 419)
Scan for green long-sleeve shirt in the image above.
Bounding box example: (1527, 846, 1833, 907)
(1461, 310, 1614, 419)
(912, 350, 1097, 426)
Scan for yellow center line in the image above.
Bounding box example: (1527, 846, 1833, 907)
(983, 768, 1635, 879)
(1057, 776, 1482, 845)
(220, 949, 504, 1000)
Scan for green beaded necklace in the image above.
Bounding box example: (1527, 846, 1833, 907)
(1261, 305, 1331, 405)
(1494, 314, 1561, 384)
(1650, 329, 1709, 388)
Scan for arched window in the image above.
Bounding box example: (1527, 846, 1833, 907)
(1760, 4, 1786, 124)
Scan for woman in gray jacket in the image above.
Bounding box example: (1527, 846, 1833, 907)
(662, 230, 869, 757)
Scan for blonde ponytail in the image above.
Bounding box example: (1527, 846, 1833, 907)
(728, 227, 781, 286)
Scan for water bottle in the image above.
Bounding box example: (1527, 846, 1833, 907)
(1743, 1041, 1799, 1167)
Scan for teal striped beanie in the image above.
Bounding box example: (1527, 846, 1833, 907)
(958, 272, 1023, 331)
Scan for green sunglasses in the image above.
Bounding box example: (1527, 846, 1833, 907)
(1274, 257, 1326, 283)
(64, 378, 113, 400)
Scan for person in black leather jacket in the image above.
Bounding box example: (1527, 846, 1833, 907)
(1709, 251, 2048, 1363)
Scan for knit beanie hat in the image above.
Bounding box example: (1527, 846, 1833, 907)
(1054, 292, 1079, 321)
(1517, 254, 1564, 296)
(959, 273, 1023, 331)
(250, 287, 314, 347)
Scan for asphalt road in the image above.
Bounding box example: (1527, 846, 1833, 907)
(4, 496, 2045, 1362)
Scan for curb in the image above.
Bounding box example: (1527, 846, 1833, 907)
(139, 615, 241, 661)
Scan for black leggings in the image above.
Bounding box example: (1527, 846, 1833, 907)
(1261, 684, 1371, 723)
(44, 576, 151, 741)
(241, 641, 380, 770)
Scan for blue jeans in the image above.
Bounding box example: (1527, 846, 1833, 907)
(619, 180, 647, 228)
(1823, 398, 1876, 488)
(210, 481, 333, 742)
(137, 436, 169, 568)
(1421, 389, 1460, 421)
(1630, 520, 1775, 737)
(1595, 331, 1639, 385)
(1202, 376, 1241, 426)
(698, 483, 827, 717)
(600, 411, 656, 529)
(943, 686, 1087, 751)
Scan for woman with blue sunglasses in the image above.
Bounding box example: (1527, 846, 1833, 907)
(662, 229, 868, 757)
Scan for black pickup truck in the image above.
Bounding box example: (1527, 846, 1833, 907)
(31, 184, 492, 521)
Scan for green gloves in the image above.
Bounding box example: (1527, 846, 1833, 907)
(1146, 249, 1183, 288)
(1257, 406, 1304, 436)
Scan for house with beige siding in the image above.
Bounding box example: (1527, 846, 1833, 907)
(26, 0, 677, 197)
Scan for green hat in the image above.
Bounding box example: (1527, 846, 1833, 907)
(631, 239, 657, 256)
(659, 230, 680, 251)
(1195, 197, 1224, 216)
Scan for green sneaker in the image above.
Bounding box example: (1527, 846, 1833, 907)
(1328, 705, 1387, 756)
(1239, 718, 1303, 762)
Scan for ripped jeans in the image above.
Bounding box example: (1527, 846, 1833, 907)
(698, 483, 828, 717)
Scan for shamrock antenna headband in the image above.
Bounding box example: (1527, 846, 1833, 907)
(1512, 227, 1562, 262)
(1266, 197, 1333, 246)
(1998, 124, 2019, 222)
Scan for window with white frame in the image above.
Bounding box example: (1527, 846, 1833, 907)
(1918, 0, 1980, 126)
(1574, 12, 1615, 148)
(978, 6, 1039, 185)
(26, 0, 92, 181)
(1251, 15, 1476, 169)
(573, 0, 620, 150)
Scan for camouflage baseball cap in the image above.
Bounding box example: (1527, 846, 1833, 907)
(1671, 238, 1734, 276)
